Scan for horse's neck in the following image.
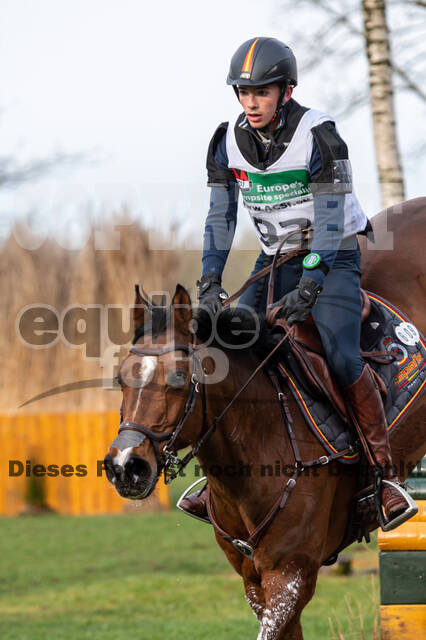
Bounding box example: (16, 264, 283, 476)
(194, 351, 292, 499)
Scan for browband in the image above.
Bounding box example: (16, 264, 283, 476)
(130, 343, 192, 357)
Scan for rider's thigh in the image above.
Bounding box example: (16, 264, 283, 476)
(312, 248, 363, 386)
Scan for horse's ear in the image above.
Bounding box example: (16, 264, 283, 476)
(171, 284, 192, 334)
(133, 284, 148, 330)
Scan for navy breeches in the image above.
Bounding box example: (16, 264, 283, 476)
(237, 243, 365, 387)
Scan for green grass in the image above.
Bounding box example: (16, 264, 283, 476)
(0, 509, 379, 639)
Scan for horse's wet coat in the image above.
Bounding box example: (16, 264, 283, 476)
(245, 586, 264, 620)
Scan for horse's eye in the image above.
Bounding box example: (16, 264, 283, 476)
(166, 371, 187, 387)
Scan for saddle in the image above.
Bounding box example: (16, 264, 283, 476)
(273, 289, 387, 422)
(224, 241, 425, 448)
(271, 291, 362, 424)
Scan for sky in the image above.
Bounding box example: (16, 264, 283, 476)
(0, 0, 424, 250)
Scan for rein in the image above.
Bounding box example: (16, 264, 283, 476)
(163, 325, 295, 482)
(118, 326, 295, 484)
(222, 228, 311, 308)
(206, 368, 355, 560)
(117, 230, 309, 483)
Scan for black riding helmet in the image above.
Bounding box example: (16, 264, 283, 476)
(227, 37, 298, 124)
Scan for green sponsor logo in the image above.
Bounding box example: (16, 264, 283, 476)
(303, 253, 321, 269)
(241, 169, 311, 204)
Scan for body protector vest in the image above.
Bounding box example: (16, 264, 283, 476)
(225, 109, 368, 255)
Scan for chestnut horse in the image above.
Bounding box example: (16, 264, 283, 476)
(105, 198, 426, 639)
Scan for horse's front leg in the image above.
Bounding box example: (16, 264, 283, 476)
(244, 577, 266, 621)
(257, 558, 318, 640)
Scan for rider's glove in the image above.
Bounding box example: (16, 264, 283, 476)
(268, 277, 322, 325)
(196, 273, 229, 314)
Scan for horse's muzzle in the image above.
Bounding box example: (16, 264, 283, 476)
(104, 452, 156, 500)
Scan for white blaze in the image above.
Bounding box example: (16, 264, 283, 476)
(131, 355, 158, 422)
(139, 356, 157, 386)
(113, 446, 133, 468)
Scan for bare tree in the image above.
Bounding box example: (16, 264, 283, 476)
(0, 151, 89, 189)
(0, 106, 97, 190)
(363, 0, 403, 205)
(0, 118, 99, 243)
(280, 0, 426, 207)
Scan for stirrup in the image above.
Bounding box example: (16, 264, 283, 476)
(176, 476, 211, 524)
(376, 479, 418, 532)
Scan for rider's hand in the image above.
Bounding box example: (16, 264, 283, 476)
(197, 273, 229, 314)
(268, 277, 322, 325)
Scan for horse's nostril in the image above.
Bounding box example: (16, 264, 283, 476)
(124, 456, 152, 482)
(104, 456, 120, 483)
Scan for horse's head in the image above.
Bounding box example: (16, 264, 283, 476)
(104, 283, 194, 500)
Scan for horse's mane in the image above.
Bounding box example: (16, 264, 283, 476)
(195, 307, 277, 354)
(133, 306, 170, 343)
(133, 303, 277, 356)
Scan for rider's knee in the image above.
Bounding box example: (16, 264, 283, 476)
(327, 354, 364, 387)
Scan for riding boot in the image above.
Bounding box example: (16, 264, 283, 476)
(178, 484, 209, 521)
(344, 364, 410, 522)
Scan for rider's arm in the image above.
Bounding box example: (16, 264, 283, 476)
(202, 124, 238, 277)
(305, 121, 352, 285)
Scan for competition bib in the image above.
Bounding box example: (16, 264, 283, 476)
(232, 168, 314, 253)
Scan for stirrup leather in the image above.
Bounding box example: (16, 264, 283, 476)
(376, 479, 418, 532)
(176, 477, 211, 524)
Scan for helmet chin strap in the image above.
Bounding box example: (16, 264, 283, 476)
(268, 81, 289, 129)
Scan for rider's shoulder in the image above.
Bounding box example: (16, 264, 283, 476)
(209, 122, 229, 148)
(311, 119, 349, 158)
(206, 122, 235, 185)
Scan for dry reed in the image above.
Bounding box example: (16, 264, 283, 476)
(0, 214, 180, 412)
(1, 212, 259, 414)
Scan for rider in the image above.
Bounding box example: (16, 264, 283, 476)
(180, 37, 411, 525)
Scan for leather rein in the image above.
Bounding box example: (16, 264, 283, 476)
(117, 231, 309, 481)
(118, 329, 294, 484)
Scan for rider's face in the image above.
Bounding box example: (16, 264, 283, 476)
(238, 83, 293, 128)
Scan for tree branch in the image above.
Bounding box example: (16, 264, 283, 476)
(392, 64, 426, 101)
(311, 0, 365, 38)
(325, 89, 369, 120)
(398, 0, 426, 8)
(0, 151, 93, 188)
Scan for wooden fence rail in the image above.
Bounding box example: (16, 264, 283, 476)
(0, 412, 169, 515)
(378, 457, 426, 638)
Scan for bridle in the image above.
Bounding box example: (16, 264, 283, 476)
(117, 339, 205, 482)
(116, 320, 297, 485)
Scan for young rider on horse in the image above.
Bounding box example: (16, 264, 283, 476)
(180, 37, 411, 526)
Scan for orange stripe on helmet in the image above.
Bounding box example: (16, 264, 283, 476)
(241, 38, 259, 74)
